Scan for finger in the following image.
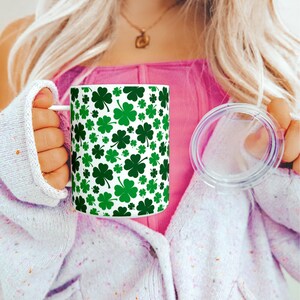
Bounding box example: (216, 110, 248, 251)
(32, 88, 54, 109)
(38, 147, 68, 173)
(32, 108, 60, 130)
(267, 98, 291, 130)
(34, 127, 65, 152)
(292, 155, 300, 174)
(43, 163, 69, 190)
(244, 126, 269, 160)
(283, 120, 300, 162)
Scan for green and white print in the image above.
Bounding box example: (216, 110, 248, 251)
(71, 84, 170, 218)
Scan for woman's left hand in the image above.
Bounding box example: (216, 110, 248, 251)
(244, 99, 300, 174)
(267, 99, 300, 174)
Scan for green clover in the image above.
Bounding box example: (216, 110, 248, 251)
(138, 145, 146, 154)
(114, 177, 138, 203)
(82, 153, 92, 167)
(93, 186, 99, 193)
(82, 94, 89, 104)
(122, 149, 129, 157)
(146, 104, 156, 119)
(162, 114, 169, 130)
(92, 87, 112, 111)
(98, 192, 116, 210)
(157, 131, 163, 141)
(154, 192, 162, 203)
(90, 208, 98, 215)
(80, 179, 90, 193)
(124, 154, 147, 178)
(92, 110, 98, 118)
(75, 143, 80, 152)
(160, 159, 169, 180)
(159, 142, 167, 156)
(92, 144, 104, 159)
(139, 175, 147, 184)
(97, 116, 115, 133)
(113, 164, 122, 173)
(113, 87, 122, 96)
(150, 169, 157, 178)
(111, 130, 130, 149)
(102, 136, 109, 144)
(123, 86, 145, 101)
(158, 87, 169, 108)
(139, 189, 146, 197)
(146, 179, 157, 194)
(83, 142, 89, 151)
(89, 133, 98, 143)
(136, 123, 153, 146)
(150, 94, 157, 103)
(105, 149, 119, 163)
(138, 99, 146, 108)
(127, 126, 134, 133)
(150, 141, 156, 150)
(160, 182, 164, 190)
(130, 140, 137, 147)
(75, 100, 80, 109)
(71, 152, 80, 173)
(74, 123, 86, 143)
(92, 163, 113, 188)
(76, 173, 81, 182)
(138, 113, 145, 121)
(86, 119, 94, 131)
(149, 153, 159, 166)
(149, 86, 157, 92)
(113, 101, 137, 126)
(137, 198, 154, 216)
(128, 203, 135, 210)
(75, 113, 80, 121)
(86, 194, 95, 205)
(158, 204, 164, 212)
(83, 169, 90, 178)
(74, 196, 87, 213)
(79, 105, 89, 119)
(113, 207, 131, 217)
(153, 118, 161, 129)
(81, 87, 92, 93)
(163, 186, 169, 203)
(71, 88, 79, 101)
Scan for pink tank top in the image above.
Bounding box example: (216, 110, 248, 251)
(54, 59, 229, 234)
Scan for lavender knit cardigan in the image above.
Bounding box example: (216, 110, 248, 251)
(0, 80, 299, 300)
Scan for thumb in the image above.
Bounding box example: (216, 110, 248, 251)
(32, 88, 54, 108)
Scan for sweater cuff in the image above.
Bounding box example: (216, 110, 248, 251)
(0, 80, 68, 206)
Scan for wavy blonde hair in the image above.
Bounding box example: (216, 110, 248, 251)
(8, 0, 300, 112)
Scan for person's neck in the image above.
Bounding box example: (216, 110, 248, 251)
(122, 0, 180, 21)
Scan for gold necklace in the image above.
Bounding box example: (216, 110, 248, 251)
(121, 2, 179, 49)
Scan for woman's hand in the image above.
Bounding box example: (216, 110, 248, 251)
(32, 88, 69, 189)
(245, 99, 299, 174)
(267, 99, 300, 174)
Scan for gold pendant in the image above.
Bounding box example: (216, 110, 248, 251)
(135, 31, 150, 49)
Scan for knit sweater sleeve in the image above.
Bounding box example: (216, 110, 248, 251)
(262, 211, 300, 281)
(0, 80, 77, 300)
(253, 168, 300, 234)
(0, 80, 68, 206)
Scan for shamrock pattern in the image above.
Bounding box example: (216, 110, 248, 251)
(71, 85, 170, 217)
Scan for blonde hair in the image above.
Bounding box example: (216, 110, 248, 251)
(8, 0, 300, 113)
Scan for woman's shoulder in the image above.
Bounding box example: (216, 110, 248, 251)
(0, 15, 34, 110)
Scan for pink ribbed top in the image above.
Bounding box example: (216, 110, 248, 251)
(54, 59, 229, 234)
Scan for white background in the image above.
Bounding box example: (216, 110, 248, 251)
(0, 0, 299, 299)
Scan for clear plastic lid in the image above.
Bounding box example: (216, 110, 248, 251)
(189, 103, 285, 191)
